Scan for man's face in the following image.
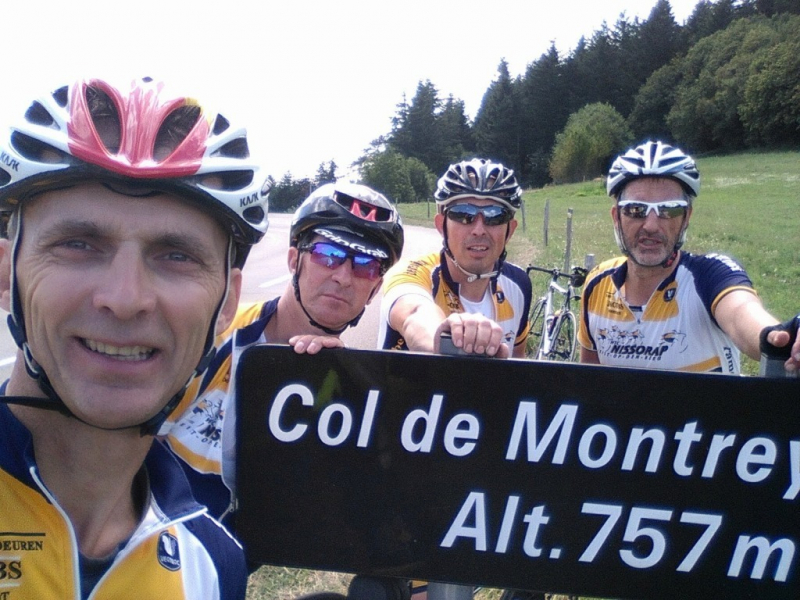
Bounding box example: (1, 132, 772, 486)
(613, 178, 691, 267)
(435, 198, 517, 277)
(290, 235, 382, 331)
(5, 182, 236, 429)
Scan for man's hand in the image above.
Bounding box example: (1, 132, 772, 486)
(288, 335, 345, 355)
(433, 312, 510, 358)
(761, 315, 800, 373)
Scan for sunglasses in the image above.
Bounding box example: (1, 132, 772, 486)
(301, 242, 384, 281)
(445, 204, 514, 226)
(618, 200, 689, 220)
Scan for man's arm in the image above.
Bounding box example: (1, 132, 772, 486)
(580, 345, 601, 364)
(714, 289, 789, 362)
(388, 294, 509, 357)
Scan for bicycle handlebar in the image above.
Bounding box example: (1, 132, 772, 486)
(527, 264, 587, 287)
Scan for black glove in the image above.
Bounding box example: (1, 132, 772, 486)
(759, 314, 800, 360)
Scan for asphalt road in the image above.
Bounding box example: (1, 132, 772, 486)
(0, 213, 443, 382)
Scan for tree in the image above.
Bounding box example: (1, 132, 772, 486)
(361, 149, 435, 204)
(473, 60, 521, 170)
(269, 173, 313, 213)
(314, 160, 337, 187)
(518, 44, 570, 186)
(667, 16, 785, 151)
(628, 60, 684, 141)
(740, 38, 800, 145)
(549, 103, 632, 184)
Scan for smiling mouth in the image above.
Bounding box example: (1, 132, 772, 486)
(83, 339, 156, 361)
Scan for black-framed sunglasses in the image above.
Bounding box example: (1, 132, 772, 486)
(300, 242, 384, 281)
(618, 200, 689, 220)
(445, 203, 514, 226)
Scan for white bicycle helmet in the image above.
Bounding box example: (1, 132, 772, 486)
(606, 140, 700, 198)
(434, 158, 522, 211)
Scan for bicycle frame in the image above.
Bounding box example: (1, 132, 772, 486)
(525, 265, 585, 362)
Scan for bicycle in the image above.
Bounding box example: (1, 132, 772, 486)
(525, 265, 587, 362)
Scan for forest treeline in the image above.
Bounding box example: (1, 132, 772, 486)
(269, 0, 800, 210)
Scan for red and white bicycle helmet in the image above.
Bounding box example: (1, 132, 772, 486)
(0, 76, 269, 267)
(434, 158, 522, 211)
(606, 140, 700, 199)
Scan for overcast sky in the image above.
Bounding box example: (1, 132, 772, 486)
(3, 0, 700, 180)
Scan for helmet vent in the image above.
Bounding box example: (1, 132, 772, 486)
(11, 132, 68, 164)
(24, 102, 57, 129)
(214, 137, 250, 159)
(53, 86, 69, 108)
(212, 114, 231, 135)
(85, 85, 122, 155)
(243, 205, 266, 225)
(154, 105, 201, 161)
(198, 169, 253, 192)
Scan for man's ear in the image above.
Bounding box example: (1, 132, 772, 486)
(434, 212, 445, 235)
(507, 219, 518, 239)
(0, 239, 12, 313)
(287, 247, 299, 274)
(216, 267, 242, 335)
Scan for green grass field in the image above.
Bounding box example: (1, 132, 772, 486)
(246, 150, 799, 598)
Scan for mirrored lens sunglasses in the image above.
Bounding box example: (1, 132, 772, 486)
(445, 204, 514, 226)
(618, 200, 689, 220)
(301, 242, 384, 281)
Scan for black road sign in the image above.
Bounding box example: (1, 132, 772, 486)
(236, 345, 800, 599)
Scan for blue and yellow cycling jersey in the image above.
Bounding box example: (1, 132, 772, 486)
(163, 300, 275, 526)
(577, 252, 755, 373)
(0, 403, 247, 600)
(378, 251, 531, 353)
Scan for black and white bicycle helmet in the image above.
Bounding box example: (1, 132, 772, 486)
(290, 181, 404, 267)
(289, 181, 404, 334)
(0, 76, 270, 434)
(606, 140, 700, 198)
(434, 158, 522, 211)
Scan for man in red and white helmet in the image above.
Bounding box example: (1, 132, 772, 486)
(164, 181, 404, 529)
(379, 158, 532, 358)
(0, 76, 270, 598)
(579, 140, 799, 374)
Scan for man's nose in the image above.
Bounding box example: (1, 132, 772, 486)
(92, 248, 157, 318)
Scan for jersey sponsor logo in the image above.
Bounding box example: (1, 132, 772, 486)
(157, 532, 181, 571)
(603, 291, 626, 315)
(707, 253, 744, 272)
(172, 392, 226, 455)
(598, 327, 688, 361)
(0, 560, 22, 581)
(444, 290, 460, 312)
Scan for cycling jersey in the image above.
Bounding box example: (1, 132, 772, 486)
(577, 252, 755, 373)
(164, 300, 275, 526)
(378, 251, 531, 353)
(0, 402, 247, 600)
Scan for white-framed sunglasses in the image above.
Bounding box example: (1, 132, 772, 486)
(618, 200, 689, 220)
